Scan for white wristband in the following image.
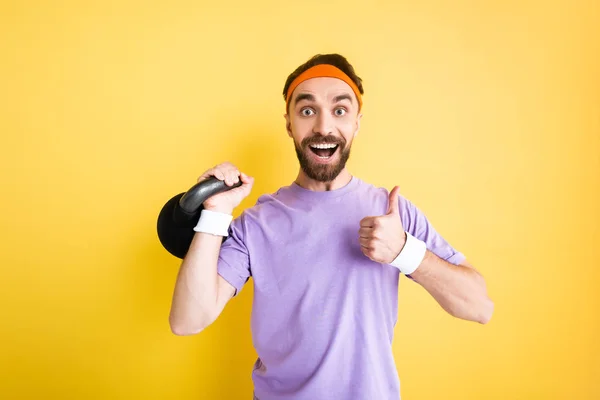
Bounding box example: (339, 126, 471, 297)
(193, 209, 233, 236)
(389, 232, 427, 275)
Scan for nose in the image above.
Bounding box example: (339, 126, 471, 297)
(313, 111, 334, 135)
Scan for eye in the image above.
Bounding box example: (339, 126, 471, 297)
(334, 108, 346, 116)
(301, 108, 315, 116)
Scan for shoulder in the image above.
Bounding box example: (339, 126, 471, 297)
(232, 185, 291, 229)
(356, 177, 422, 230)
(356, 177, 412, 211)
(248, 185, 290, 215)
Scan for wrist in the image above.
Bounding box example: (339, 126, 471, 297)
(203, 205, 234, 215)
(194, 208, 233, 236)
(389, 231, 427, 275)
(398, 231, 408, 252)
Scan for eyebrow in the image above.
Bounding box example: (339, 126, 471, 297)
(294, 93, 315, 105)
(333, 94, 353, 104)
(293, 93, 354, 106)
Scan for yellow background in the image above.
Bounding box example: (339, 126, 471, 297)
(1, 0, 598, 399)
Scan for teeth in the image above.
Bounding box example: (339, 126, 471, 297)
(309, 143, 338, 149)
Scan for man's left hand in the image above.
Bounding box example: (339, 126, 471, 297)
(358, 186, 407, 264)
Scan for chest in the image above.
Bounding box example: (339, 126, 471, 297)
(247, 202, 386, 297)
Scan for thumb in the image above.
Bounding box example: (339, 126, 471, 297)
(387, 186, 400, 215)
(238, 172, 254, 191)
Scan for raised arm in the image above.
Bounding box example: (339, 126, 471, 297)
(169, 163, 254, 335)
(169, 232, 237, 335)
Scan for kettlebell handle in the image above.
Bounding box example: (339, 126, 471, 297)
(179, 177, 243, 215)
(156, 176, 243, 259)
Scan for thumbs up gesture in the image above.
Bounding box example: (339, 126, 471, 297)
(359, 186, 407, 264)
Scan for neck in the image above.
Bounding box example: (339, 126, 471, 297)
(294, 168, 353, 192)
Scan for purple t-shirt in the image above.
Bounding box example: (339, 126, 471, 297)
(217, 176, 465, 400)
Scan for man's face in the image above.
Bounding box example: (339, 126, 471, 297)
(285, 77, 362, 182)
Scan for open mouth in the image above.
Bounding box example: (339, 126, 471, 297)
(308, 143, 339, 160)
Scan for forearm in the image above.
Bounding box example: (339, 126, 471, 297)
(409, 251, 494, 324)
(169, 231, 224, 334)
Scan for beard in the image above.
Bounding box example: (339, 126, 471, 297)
(294, 135, 352, 182)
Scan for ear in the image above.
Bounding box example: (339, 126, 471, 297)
(284, 113, 293, 138)
(354, 112, 363, 138)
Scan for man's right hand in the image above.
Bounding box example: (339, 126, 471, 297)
(197, 162, 254, 214)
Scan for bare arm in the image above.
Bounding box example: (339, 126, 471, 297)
(169, 231, 236, 335)
(409, 254, 494, 324)
(358, 188, 493, 324)
(168, 163, 254, 336)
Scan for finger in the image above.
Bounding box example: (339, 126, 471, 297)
(387, 186, 400, 215)
(358, 226, 374, 238)
(200, 168, 225, 182)
(358, 236, 375, 248)
(360, 245, 375, 260)
(224, 168, 240, 186)
(198, 170, 211, 182)
(240, 173, 254, 193)
(222, 169, 232, 186)
(213, 169, 226, 181)
(232, 169, 241, 182)
(360, 217, 376, 228)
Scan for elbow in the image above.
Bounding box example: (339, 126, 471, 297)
(476, 295, 494, 325)
(169, 313, 214, 336)
(472, 274, 494, 324)
(170, 322, 204, 336)
(449, 294, 494, 325)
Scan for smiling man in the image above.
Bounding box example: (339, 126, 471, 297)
(169, 53, 494, 400)
(286, 65, 356, 186)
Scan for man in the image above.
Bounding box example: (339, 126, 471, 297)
(169, 53, 494, 400)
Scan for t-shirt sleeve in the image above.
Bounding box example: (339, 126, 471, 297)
(398, 195, 466, 279)
(217, 212, 251, 296)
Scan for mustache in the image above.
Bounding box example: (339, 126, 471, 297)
(301, 136, 346, 147)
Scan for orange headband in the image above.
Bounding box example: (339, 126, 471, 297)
(285, 64, 363, 112)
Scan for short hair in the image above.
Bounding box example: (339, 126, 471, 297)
(282, 53, 364, 111)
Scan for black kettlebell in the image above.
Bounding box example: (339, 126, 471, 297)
(156, 177, 243, 259)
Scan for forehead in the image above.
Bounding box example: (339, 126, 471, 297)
(293, 77, 355, 101)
